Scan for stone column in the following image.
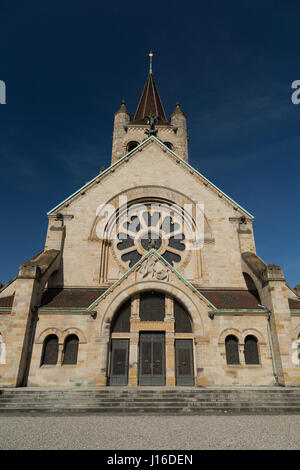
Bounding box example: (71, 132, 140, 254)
(2, 265, 42, 387)
(131, 294, 140, 321)
(165, 296, 175, 385)
(128, 294, 140, 386)
(58, 343, 64, 366)
(165, 294, 174, 320)
(95, 336, 110, 386)
(165, 332, 176, 386)
(128, 333, 139, 386)
(194, 337, 209, 387)
(261, 265, 296, 386)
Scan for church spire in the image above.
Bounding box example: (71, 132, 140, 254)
(132, 52, 169, 125)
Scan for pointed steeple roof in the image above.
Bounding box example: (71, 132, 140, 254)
(132, 72, 169, 125)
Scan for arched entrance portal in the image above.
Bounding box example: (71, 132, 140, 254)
(109, 292, 194, 386)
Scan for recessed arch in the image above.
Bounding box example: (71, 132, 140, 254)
(36, 328, 64, 344)
(91, 188, 212, 281)
(97, 280, 205, 337)
(242, 328, 265, 344)
(62, 328, 87, 344)
(89, 185, 213, 242)
(219, 328, 243, 344)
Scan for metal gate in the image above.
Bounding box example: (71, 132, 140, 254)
(139, 332, 165, 386)
(109, 339, 129, 386)
(175, 339, 194, 386)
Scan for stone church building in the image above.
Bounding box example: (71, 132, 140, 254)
(0, 61, 300, 389)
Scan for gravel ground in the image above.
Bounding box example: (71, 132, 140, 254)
(0, 414, 299, 450)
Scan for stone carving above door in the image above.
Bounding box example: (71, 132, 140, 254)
(136, 255, 170, 281)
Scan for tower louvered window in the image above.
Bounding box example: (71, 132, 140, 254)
(62, 335, 79, 365)
(244, 335, 259, 365)
(41, 335, 58, 366)
(225, 335, 240, 365)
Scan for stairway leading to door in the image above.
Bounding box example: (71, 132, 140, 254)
(0, 387, 300, 415)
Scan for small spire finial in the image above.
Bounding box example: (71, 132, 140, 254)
(149, 51, 154, 74)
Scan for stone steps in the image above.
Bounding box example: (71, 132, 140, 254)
(2, 390, 300, 397)
(1, 401, 300, 409)
(1, 396, 300, 403)
(0, 387, 299, 415)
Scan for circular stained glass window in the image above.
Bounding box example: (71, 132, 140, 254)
(116, 208, 185, 268)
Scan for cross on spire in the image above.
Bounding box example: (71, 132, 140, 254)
(149, 51, 153, 74)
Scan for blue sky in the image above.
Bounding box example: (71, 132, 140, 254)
(0, 0, 299, 287)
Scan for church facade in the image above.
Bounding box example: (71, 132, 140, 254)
(0, 63, 300, 388)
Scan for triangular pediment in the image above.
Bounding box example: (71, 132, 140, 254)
(86, 249, 216, 310)
(47, 136, 254, 219)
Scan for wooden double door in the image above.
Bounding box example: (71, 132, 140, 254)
(109, 334, 194, 386)
(139, 333, 165, 386)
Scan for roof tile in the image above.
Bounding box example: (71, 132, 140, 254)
(132, 73, 169, 125)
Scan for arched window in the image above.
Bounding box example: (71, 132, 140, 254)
(62, 335, 79, 365)
(244, 335, 260, 364)
(140, 292, 165, 321)
(225, 335, 240, 365)
(243, 272, 261, 302)
(111, 299, 131, 332)
(41, 335, 58, 366)
(126, 141, 139, 152)
(174, 299, 192, 333)
(163, 142, 173, 150)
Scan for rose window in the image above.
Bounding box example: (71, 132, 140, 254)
(116, 209, 185, 268)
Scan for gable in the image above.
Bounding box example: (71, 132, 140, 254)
(47, 137, 254, 220)
(86, 249, 217, 311)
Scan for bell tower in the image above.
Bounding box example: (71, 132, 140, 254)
(111, 53, 189, 164)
